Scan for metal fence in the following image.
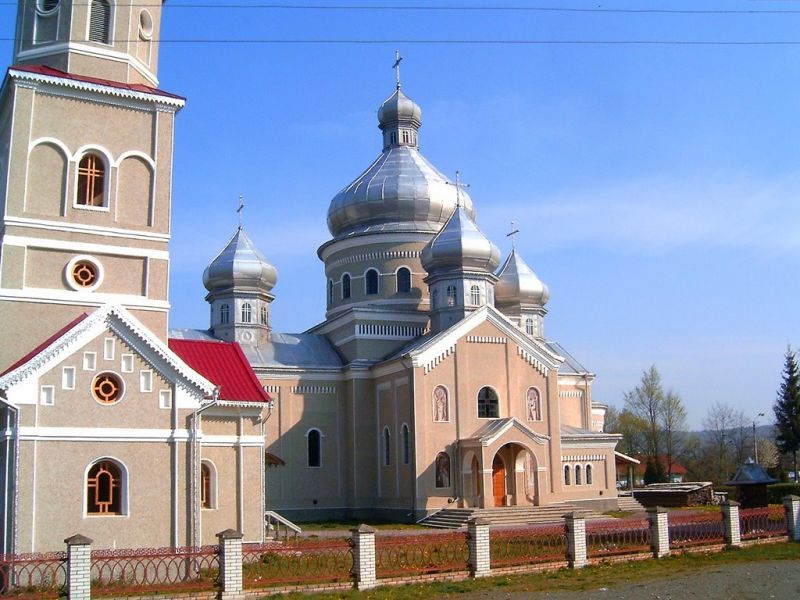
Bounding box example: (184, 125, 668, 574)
(375, 531, 469, 578)
(586, 518, 651, 558)
(490, 525, 566, 568)
(0, 551, 67, 599)
(740, 506, 787, 541)
(91, 545, 219, 597)
(242, 538, 352, 587)
(668, 512, 725, 548)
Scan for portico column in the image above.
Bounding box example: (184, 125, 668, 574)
(514, 466, 527, 506)
(480, 469, 493, 508)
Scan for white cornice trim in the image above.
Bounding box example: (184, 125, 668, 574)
(3, 215, 170, 242)
(318, 232, 433, 261)
(309, 307, 429, 336)
(0, 289, 170, 311)
(18, 426, 191, 442)
(4, 235, 169, 260)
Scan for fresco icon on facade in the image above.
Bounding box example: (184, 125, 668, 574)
(435, 452, 451, 488)
(433, 385, 449, 422)
(527, 387, 541, 421)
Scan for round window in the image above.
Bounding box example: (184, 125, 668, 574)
(36, 0, 60, 15)
(139, 10, 154, 40)
(92, 373, 124, 405)
(65, 255, 104, 292)
(71, 261, 97, 288)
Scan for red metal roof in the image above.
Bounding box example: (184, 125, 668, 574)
(8, 64, 185, 100)
(168, 339, 270, 403)
(1, 313, 89, 376)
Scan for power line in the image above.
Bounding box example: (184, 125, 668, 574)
(3, 38, 799, 45)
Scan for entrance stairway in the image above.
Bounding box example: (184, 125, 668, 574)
(616, 494, 646, 512)
(419, 503, 608, 529)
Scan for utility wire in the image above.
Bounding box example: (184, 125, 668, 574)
(2, 38, 799, 45)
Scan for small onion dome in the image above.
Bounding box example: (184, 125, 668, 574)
(203, 227, 277, 293)
(378, 88, 422, 128)
(495, 248, 549, 306)
(421, 206, 501, 274)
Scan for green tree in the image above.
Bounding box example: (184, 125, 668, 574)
(774, 347, 800, 482)
(624, 366, 665, 460)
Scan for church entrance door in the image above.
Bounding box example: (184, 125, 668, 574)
(492, 455, 506, 506)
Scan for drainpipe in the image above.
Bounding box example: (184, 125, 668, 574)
(0, 395, 18, 557)
(189, 386, 219, 547)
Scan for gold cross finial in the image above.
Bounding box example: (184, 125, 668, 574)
(393, 50, 403, 89)
(507, 221, 520, 249)
(237, 195, 245, 229)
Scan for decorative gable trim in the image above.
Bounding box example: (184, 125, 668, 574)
(517, 346, 549, 377)
(466, 336, 506, 344)
(422, 342, 456, 374)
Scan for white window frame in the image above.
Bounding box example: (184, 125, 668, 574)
(139, 369, 153, 393)
(159, 389, 172, 410)
(103, 337, 115, 361)
(200, 460, 218, 510)
(120, 353, 134, 373)
(83, 352, 97, 371)
(83, 456, 129, 517)
(40, 385, 55, 406)
(62, 366, 76, 390)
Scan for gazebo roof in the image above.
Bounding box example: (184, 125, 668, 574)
(725, 458, 779, 486)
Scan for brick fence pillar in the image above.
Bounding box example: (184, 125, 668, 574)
(467, 517, 491, 578)
(217, 529, 244, 599)
(783, 495, 800, 541)
(647, 506, 670, 558)
(721, 500, 741, 548)
(564, 512, 587, 569)
(350, 524, 376, 590)
(64, 534, 92, 600)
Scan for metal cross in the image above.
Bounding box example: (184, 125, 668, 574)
(393, 50, 403, 89)
(507, 221, 520, 249)
(237, 195, 245, 229)
(446, 170, 470, 208)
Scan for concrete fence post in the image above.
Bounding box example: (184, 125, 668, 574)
(721, 501, 742, 547)
(647, 507, 670, 558)
(350, 524, 377, 590)
(467, 517, 491, 578)
(563, 512, 587, 569)
(783, 495, 800, 541)
(216, 529, 244, 599)
(64, 534, 92, 600)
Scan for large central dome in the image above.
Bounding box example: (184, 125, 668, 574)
(326, 88, 475, 238)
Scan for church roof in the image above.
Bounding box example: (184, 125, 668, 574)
(495, 247, 549, 307)
(461, 417, 550, 447)
(545, 341, 592, 375)
(203, 227, 277, 294)
(420, 205, 501, 275)
(1, 313, 88, 376)
(169, 339, 270, 403)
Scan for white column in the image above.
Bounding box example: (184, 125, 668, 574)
(647, 507, 670, 558)
(564, 512, 587, 569)
(783, 495, 800, 541)
(467, 517, 491, 578)
(721, 501, 741, 547)
(350, 524, 377, 590)
(64, 534, 92, 600)
(217, 529, 244, 599)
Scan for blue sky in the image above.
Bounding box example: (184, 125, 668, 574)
(2, 1, 799, 428)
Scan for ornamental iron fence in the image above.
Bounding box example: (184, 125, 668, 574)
(242, 538, 352, 587)
(739, 506, 788, 541)
(668, 512, 725, 548)
(490, 525, 566, 568)
(0, 551, 66, 599)
(375, 531, 469, 578)
(586, 518, 651, 558)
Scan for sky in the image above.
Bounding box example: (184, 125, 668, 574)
(2, 0, 799, 429)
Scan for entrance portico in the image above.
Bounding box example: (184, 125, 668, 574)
(459, 418, 550, 509)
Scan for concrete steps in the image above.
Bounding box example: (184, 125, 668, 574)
(616, 496, 646, 512)
(419, 503, 608, 529)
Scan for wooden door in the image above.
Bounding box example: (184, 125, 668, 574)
(492, 455, 506, 507)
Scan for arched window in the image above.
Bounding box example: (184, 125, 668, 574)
(396, 267, 411, 293)
(328, 280, 334, 305)
(526, 387, 541, 421)
(469, 285, 480, 306)
(87, 459, 123, 514)
(431, 290, 438, 308)
(383, 427, 391, 466)
(446, 285, 457, 307)
(241, 303, 252, 323)
(402, 424, 410, 465)
(76, 153, 105, 206)
(89, 0, 112, 44)
(366, 269, 379, 295)
(201, 461, 216, 509)
(307, 429, 321, 467)
(477, 386, 499, 419)
(342, 274, 351, 299)
(575, 464, 582, 485)
(525, 318, 535, 335)
(220, 304, 230, 324)
(564, 465, 571, 486)
(435, 452, 451, 488)
(586, 464, 593, 485)
(260, 305, 268, 325)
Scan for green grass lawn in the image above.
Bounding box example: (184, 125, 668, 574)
(256, 541, 800, 600)
(299, 520, 428, 532)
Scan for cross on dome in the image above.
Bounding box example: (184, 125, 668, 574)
(446, 170, 470, 209)
(507, 221, 520, 249)
(237, 195, 245, 230)
(393, 50, 403, 90)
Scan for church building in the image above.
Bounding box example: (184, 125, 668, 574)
(0, 1, 620, 552)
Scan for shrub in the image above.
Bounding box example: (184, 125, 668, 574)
(767, 483, 800, 504)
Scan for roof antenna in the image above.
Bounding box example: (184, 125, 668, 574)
(507, 221, 520, 249)
(236, 195, 244, 230)
(393, 50, 403, 90)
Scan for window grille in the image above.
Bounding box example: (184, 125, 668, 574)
(87, 460, 122, 514)
(89, 0, 111, 44)
(76, 153, 105, 206)
(477, 386, 499, 418)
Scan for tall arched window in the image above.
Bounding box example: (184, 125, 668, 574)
(431, 290, 438, 308)
(87, 459, 123, 514)
(446, 285, 457, 306)
(328, 280, 334, 305)
(260, 305, 268, 325)
(396, 267, 411, 293)
(586, 464, 593, 485)
(307, 429, 321, 467)
(525, 318, 535, 335)
(89, 0, 112, 44)
(220, 303, 230, 324)
(342, 274, 351, 299)
(241, 303, 252, 323)
(477, 386, 499, 419)
(201, 461, 216, 509)
(469, 285, 480, 306)
(366, 269, 379, 295)
(564, 465, 571, 486)
(575, 464, 582, 485)
(402, 424, 410, 465)
(383, 427, 391, 466)
(76, 153, 105, 206)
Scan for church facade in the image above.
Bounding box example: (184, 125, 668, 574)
(0, 1, 619, 552)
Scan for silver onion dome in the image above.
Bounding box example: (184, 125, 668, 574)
(326, 88, 476, 238)
(421, 206, 501, 274)
(495, 248, 549, 306)
(203, 227, 278, 293)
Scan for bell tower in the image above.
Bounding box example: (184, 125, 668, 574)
(0, 0, 183, 370)
(14, 0, 165, 86)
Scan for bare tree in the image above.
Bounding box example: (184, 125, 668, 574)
(624, 365, 664, 460)
(661, 391, 687, 480)
(703, 402, 740, 482)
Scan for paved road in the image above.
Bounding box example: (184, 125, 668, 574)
(441, 560, 800, 600)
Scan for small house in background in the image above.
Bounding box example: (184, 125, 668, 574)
(631, 455, 688, 486)
(725, 458, 779, 508)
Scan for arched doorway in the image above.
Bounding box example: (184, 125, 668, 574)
(492, 455, 506, 506)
